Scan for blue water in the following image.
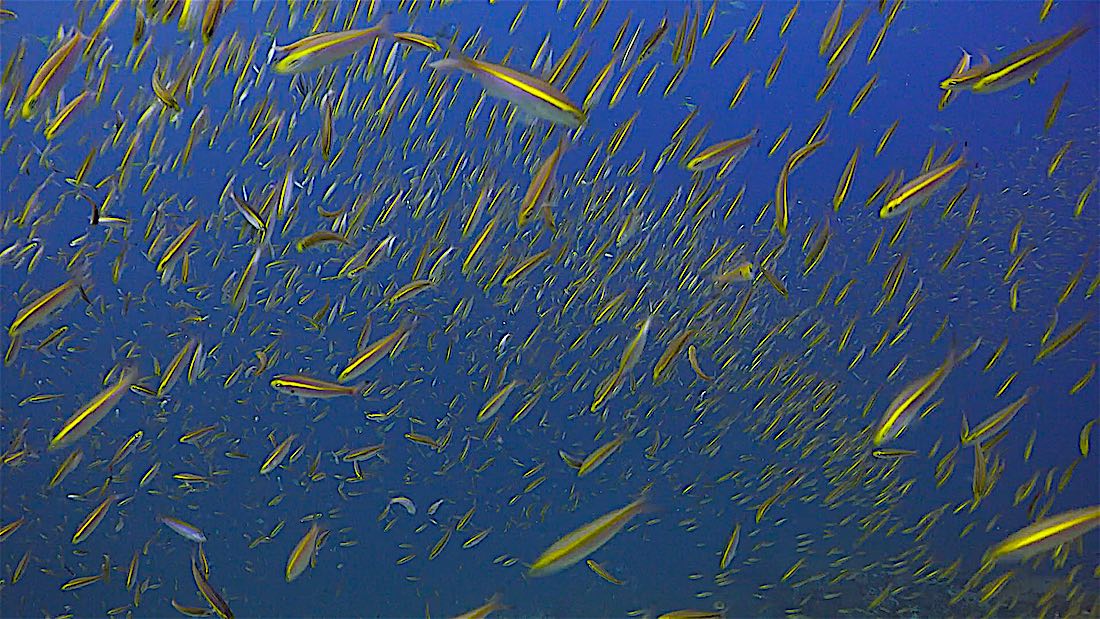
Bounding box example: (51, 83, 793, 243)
(1, 1, 1097, 618)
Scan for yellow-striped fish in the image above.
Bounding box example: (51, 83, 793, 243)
(529, 497, 648, 576)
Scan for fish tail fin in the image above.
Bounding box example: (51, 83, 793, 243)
(487, 593, 506, 613)
(260, 233, 274, 257)
(68, 260, 92, 290)
(960, 413, 970, 444)
(5, 334, 23, 367)
(1065, 22, 1091, 43)
(117, 363, 141, 388)
(629, 488, 658, 515)
(267, 36, 280, 63)
(258, 228, 275, 258)
(428, 55, 468, 72)
(375, 12, 394, 39)
(956, 335, 983, 365)
(429, 41, 471, 72)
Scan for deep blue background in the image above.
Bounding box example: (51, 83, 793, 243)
(1, 1, 1097, 617)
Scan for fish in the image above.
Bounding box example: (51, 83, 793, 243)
(48, 448, 83, 489)
(939, 49, 973, 111)
(519, 137, 566, 228)
(714, 261, 755, 284)
(389, 496, 416, 516)
(941, 24, 1088, 94)
(191, 551, 233, 619)
(272, 16, 392, 74)
(0, 4, 1097, 618)
(392, 32, 441, 53)
(295, 230, 349, 252)
(873, 346, 957, 445)
(984, 506, 1100, 564)
(388, 279, 434, 306)
(159, 515, 208, 543)
(880, 154, 966, 218)
(1034, 313, 1091, 363)
(60, 558, 110, 591)
(8, 271, 88, 337)
(476, 380, 520, 423)
(833, 146, 860, 210)
(872, 448, 918, 459)
(578, 433, 627, 477)
(430, 50, 585, 128)
(452, 593, 505, 619)
(429, 527, 452, 560)
(44, 90, 94, 140)
(529, 496, 648, 576)
(157, 219, 203, 285)
(462, 528, 491, 549)
(685, 129, 757, 173)
(271, 374, 361, 398)
(775, 136, 828, 236)
(21, 30, 88, 119)
(658, 611, 725, 619)
(229, 243, 266, 311)
(586, 559, 625, 585)
(72, 494, 120, 544)
(342, 444, 384, 462)
(719, 522, 741, 570)
(1045, 79, 1070, 131)
(108, 430, 142, 471)
(819, 0, 845, 56)
(0, 517, 26, 542)
(961, 387, 1035, 446)
(636, 14, 669, 64)
(653, 328, 695, 384)
(200, 0, 228, 43)
(286, 522, 323, 582)
(159, 338, 198, 397)
(850, 74, 877, 116)
(260, 434, 297, 474)
(687, 345, 714, 381)
(502, 247, 555, 289)
(50, 368, 138, 450)
(172, 600, 214, 617)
